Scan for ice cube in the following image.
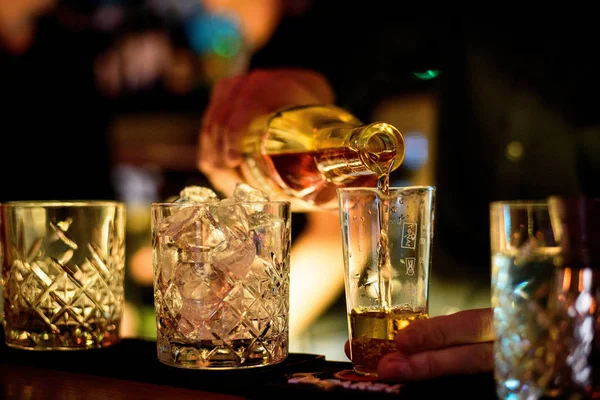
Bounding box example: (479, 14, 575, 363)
(176, 186, 220, 203)
(233, 183, 270, 203)
(158, 206, 203, 240)
(211, 198, 250, 239)
(176, 211, 227, 254)
(210, 228, 256, 279)
(175, 262, 232, 340)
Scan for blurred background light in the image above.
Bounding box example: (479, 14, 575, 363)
(185, 11, 242, 57)
(413, 69, 440, 80)
(403, 131, 429, 170)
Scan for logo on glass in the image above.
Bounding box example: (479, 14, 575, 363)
(401, 222, 417, 249)
(405, 257, 415, 276)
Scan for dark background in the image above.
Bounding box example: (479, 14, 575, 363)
(1, 1, 598, 360)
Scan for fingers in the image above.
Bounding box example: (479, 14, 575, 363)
(394, 308, 494, 354)
(220, 69, 331, 165)
(344, 340, 351, 360)
(342, 308, 495, 381)
(377, 342, 494, 381)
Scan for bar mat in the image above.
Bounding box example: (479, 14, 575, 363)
(0, 334, 497, 399)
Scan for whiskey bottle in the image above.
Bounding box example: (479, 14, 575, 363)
(239, 104, 405, 211)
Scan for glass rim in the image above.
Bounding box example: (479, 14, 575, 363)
(489, 199, 548, 208)
(336, 185, 435, 194)
(151, 200, 291, 207)
(2, 200, 124, 208)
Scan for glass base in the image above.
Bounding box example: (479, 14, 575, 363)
(4, 327, 121, 351)
(157, 339, 288, 370)
(157, 354, 287, 370)
(352, 365, 380, 377)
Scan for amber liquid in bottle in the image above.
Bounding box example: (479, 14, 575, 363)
(239, 104, 405, 211)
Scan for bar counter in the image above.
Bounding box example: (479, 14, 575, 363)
(0, 333, 498, 399)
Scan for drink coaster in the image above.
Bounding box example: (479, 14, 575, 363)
(287, 369, 402, 394)
(333, 369, 379, 382)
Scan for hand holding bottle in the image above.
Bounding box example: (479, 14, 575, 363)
(198, 67, 335, 196)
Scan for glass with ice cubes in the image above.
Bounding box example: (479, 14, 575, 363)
(151, 184, 291, 369)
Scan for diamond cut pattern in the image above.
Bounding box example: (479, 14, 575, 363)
(153, 202, 290, 369)
(2, 209, 124, 350)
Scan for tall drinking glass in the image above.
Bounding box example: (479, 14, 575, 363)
(337, 186, 435, 376)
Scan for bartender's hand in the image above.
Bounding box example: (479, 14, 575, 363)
(197, 67, 335, 197)
(345, 307, 495, 381)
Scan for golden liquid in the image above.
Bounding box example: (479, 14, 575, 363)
(240, 104, 404, 210)
(375, 152, 395, 308)
(350, 309, 429, 376)
(5, 315, 121, 350)
(254, 149, 377, 208)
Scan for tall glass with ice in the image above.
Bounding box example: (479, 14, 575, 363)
(151, 184, 291, 369)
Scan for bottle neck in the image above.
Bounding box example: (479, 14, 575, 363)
(315, 122, 405, 183)
(355, 122, 405, 178)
